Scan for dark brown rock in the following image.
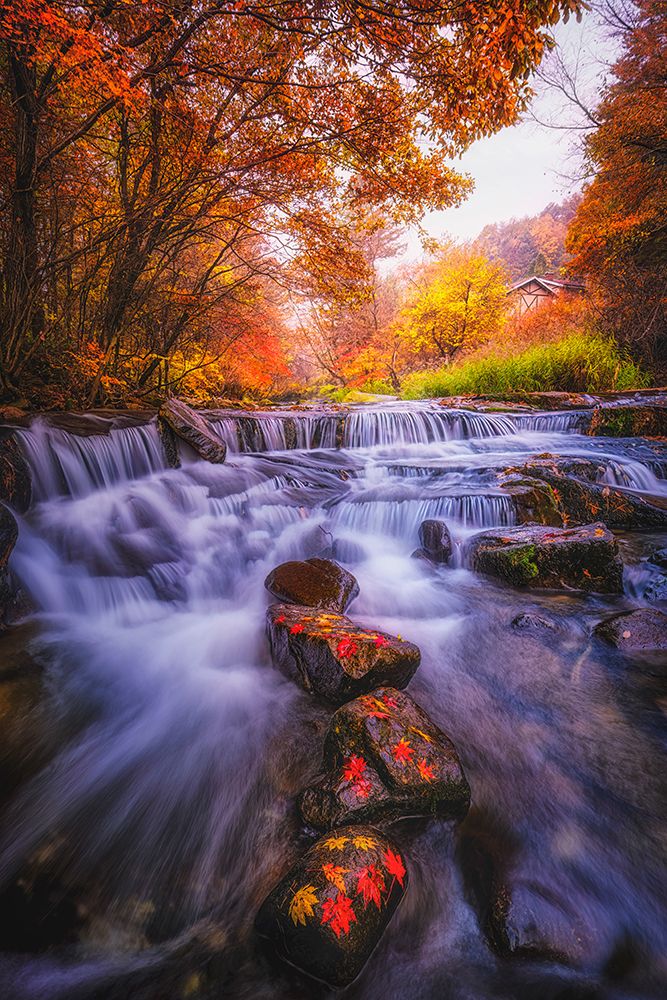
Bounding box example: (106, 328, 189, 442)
(0, 434, 31, 511)
(593, 609, 667, 651)
(300, 686, 470, 828)
(255, 825, 408, 988)
(418, 519, 453, 563)
(469, 523, 623, 593)
(265, 558, 359, 613)
(158, 398, 227, 463)
(266, 604, 420, 704)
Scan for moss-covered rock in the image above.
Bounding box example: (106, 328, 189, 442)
(300, 686, 470, 828)
(589, 405, 667, 438)
(265, 558, 359, 613)
(468, 523, 623, 593)
(266, 605, 420, 704)
(255, 824, 407, 988)
(594, 609, 667, 651)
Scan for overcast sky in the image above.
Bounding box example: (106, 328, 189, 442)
(400, 7, 620, 257)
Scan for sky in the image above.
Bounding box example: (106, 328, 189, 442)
(400, 7, 620, 258)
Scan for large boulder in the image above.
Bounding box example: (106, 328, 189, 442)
(593, 609, 667, 651)
(264, 558, 359, 613)
(266, 604, 420, 704)
(588, 404, 667, 438)
(0, 435, 31, 511)
(255, 825, 408, 988)
(300, 686, 470, 828)
(158, 398, 227, 464)
(501, 461, 667, 530)
(417, 519, 453, 563)
(468, 523, 624, 593)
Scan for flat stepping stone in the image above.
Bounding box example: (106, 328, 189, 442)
(468, 523, 623, 593)
(266, 605, 420, 704)
(264, 558, 359, 612)
(255, 825, 408, 988)
(593, 609, 667, 650)
(158, 398, 227, 464)
(300, 686, 470, 828)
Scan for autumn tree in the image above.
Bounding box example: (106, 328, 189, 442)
(0, 0, 585, 403)
(566, 0, 666, 365)
(397, 249, 510, 365)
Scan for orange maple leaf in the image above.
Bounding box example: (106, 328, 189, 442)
(392, 738, 414, 764)
(322, 863, 348, 893)
(417, 758, 436, 782)
(320, 892, 357, 938)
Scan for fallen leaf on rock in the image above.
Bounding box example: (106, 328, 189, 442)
(289, 884, 319, 926)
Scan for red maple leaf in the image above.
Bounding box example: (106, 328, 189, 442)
(337, 636, 358, 658)
(342, 755, 366, 782)
(353, 776, 372, 799)
(382, 693, 399, 709)
(373, 634, 389, 648)
(417, 758, 436, 782)
(290, 623, 304, 634)
(383, 849, 406, 888)
(392, 738, 414, 764)
(359, 695, 390, 719)
(275, 614, 286, 624)
(320, 892, 357, 938)
(356, 864, 386, 909)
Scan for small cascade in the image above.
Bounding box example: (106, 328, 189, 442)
(16, 419, 166, 501)
(342, 407, 516, 447)
(513, 410, 590, 433)
(331, 493, 515, 539)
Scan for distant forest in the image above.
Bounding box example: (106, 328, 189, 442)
(474, 195, 581, 281)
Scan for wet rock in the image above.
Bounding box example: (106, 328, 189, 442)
(588, 404, 667, 438)
(255, 824, 408, 988)
(502, 478, 563, 527)
(502, 461, 667, 530)
(649, 546, 667, 569)
(644, 575, 667, 603)
(266, 604, 420, 704)
(418, 519, 452, 563)
(158, 398, 227, 463)
(157, 416, 180, 469)
(593, 609, 667, 651)
(264, 558, 359, 613)
(511, 612, 557, 634)
(0, 434, 31, 511)
(0, 502, 19, 629)
(299, 686, 470, 828)
(469, 523, 623, 594)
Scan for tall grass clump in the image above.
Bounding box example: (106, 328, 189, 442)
(401, 333, 650, 399)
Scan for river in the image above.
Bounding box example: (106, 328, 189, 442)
(1, 402, 666, 999)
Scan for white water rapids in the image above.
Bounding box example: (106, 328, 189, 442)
(1, 402, 666, 1000)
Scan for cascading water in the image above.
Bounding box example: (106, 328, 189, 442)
(2, 402, 666, 1000)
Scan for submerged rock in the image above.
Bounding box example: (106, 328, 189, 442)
(265, 558, 359, 613)
(266, 604, 420, 704)
(593, 609, 667, 651)
(469, 523, 623, 593)
(418, 519, 452, 564)
(255, 824, 408, 988)
(158, 398, 227, 464)
(644, 575, 667, 603)
(300, 686, 470, 828)
(511, 612, 558, 634)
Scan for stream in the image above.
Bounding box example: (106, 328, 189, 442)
(1, 402, 666, 1000)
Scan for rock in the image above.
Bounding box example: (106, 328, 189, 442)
(502, 478, 563, 527)
(299, 686, 470, 828)
(266, 604, 420, 704)
(593, 609, 667, 651)
(649, 546, 667, 569)
(644, 575, 667, 603)
(0, 502, 19, 629)
(157, 417, 180, 469)
(264, 558, 359, 613)
(418, 519, 452, 563)
(255, 824, 408, 988)
(469, 523, 623, 594)
(0, 434, 31, 511)
(502, 462, 667, 530)
(158, 398, 227, 463)
(588, 404, 667, 438)
(511, 612, 557, 633)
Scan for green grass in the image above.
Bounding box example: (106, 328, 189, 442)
(400, 333, 651, 399)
